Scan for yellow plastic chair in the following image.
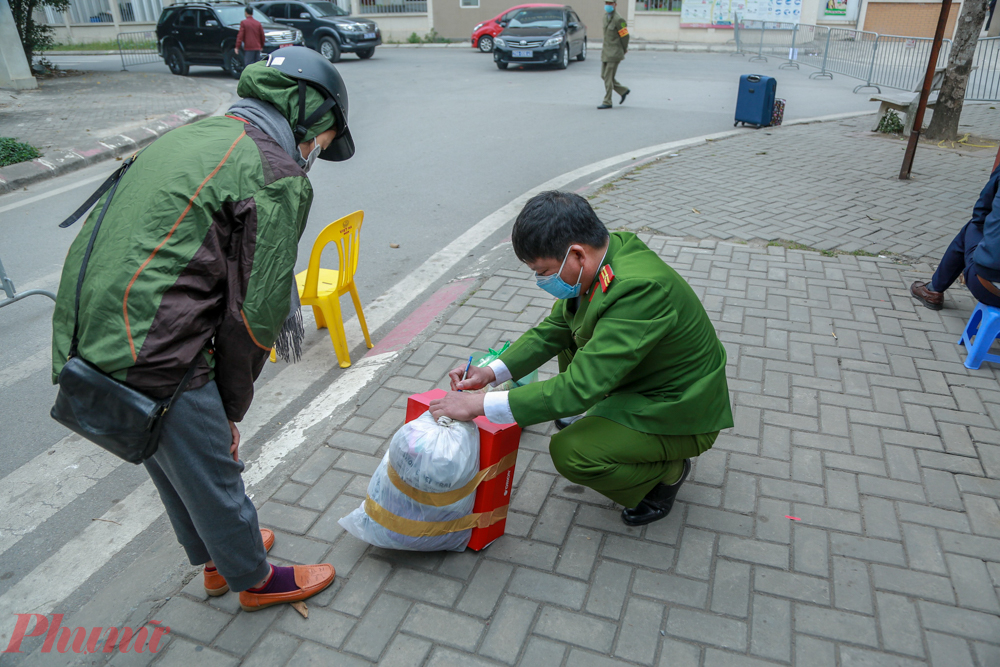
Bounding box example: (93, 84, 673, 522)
(293, 210, 372, 368)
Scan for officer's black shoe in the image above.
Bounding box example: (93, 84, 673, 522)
(597, 103, 612, 109)
(554, 414, 586, 431)
(621, 459, 691, 526)
(620, 89, 630, 104)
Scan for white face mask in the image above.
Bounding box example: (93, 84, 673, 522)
(303, 140, 321, 173)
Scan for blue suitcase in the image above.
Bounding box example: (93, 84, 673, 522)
(734, 74, 777, 128)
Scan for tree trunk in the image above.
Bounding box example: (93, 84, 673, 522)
(925, 0, 991, 140)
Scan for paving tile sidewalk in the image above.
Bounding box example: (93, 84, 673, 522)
(46, 109, 1000, 666)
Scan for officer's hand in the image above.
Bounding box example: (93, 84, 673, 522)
(448, 365, 495, 391)
(234, 47, 239, 53)
(429, 392, 486, 422)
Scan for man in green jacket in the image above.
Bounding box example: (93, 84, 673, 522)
(430, 191, 732, 525)
(599, 0, 630, 109)
(52, 48, 353, 610)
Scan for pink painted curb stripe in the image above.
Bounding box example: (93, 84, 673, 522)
(365, 278, 475, 357)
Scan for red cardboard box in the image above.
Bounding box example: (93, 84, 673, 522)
(405, 389, 521, 551)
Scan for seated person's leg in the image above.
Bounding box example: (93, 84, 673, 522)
(913, 222, 976, 310)
(549, 415, 716, 509)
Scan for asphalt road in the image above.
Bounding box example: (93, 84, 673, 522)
(0, 47, 880, 628)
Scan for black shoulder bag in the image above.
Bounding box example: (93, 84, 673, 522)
(50, 155, 198, 464)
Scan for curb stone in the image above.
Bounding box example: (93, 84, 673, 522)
(0, 107, 209, 195)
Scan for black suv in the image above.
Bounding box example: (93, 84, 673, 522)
(251, 1, 380, 62)
(157, 0, 304, 78)
(493, 5, 586, 70)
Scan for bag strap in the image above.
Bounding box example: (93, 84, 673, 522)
(58, 156, 137, 229)
(163, 359, 200, 415)
(66, 155, 137, 357)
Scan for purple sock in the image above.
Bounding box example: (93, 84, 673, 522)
(247, 565, 299, 594)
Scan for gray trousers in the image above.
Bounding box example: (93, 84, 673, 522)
(243, 50, 261, 67)
(601, 61, 628, 106)
(144, 380, 269, 592)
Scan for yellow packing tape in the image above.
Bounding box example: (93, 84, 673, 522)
(364, 496, 510, 537)
(386, 450, 518, 507)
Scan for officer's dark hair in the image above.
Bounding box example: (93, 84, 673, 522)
(512, 191, 610, 263)
(245, 6, 252, 14)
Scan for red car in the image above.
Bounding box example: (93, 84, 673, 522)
(471, 3, 562, 53)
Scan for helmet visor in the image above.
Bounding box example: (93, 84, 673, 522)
(320, 126, 355, 162)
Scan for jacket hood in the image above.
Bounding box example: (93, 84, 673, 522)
(236, 61, 336, 143)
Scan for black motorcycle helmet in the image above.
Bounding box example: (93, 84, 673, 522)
(265, 46, 355, 162)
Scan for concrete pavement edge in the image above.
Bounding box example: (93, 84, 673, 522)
(0, 92, 235, 195)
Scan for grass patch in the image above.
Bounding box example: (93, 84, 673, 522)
(0, 138, 41, 167)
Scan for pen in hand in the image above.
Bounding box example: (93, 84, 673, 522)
(458, 355, 473, 391)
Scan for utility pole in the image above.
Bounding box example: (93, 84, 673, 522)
(899, 0, 952, 180)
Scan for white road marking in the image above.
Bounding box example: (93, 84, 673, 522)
(0, 435, 119, 557)
(0, 173, 109, 216)
(0, 349, 50, 392)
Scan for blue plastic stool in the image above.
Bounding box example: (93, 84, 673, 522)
(957, 302, 1000, 369)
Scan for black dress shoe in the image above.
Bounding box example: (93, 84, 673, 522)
(620, 89, 630, 104)
(554, 414, 586, 431)
(621, 459, 691, 526)
(597, 103, 612, 109)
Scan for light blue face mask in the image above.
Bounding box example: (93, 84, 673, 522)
(604, 4, 614, 12)
(535, 246, 583, 300)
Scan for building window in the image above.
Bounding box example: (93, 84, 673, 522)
(636, 0, 681, 11)
(460, 0, 479, 7)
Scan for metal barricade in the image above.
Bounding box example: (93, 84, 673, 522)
(856, 34, 951, 94)
(732, 19, 999, 101)
(968, 36, 1000, 101)
(117, 30, 160, 70)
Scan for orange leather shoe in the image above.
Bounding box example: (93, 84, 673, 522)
(239, 564, 336, 612)
(204, 528, 275, 597)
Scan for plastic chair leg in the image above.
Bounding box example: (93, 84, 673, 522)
(269, 348, 276, 363)
(350, 284, 373, 349)
(311, 304, 327, 330)
(322, 295, 352, 368)
(965, 309, 1000, 370)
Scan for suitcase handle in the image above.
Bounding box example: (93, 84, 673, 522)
(747, 75, 761, 83)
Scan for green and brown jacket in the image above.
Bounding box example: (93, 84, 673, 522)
(51, 64, 332, 422)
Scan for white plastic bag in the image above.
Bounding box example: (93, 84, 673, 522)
(339, 412, 480, 552)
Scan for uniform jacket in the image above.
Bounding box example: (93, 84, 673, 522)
(500, 232, 733, 435)
(237, 17, 266, 51)
(51, 64, 333, 422)
(601, 10, 629, 63)
(972, 163, 1000, 281)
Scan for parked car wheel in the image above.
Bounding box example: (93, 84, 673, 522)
(319, 36, 341, 62)
(577, 40, 586, 61)
(478, 35, 494, 52)
(496, 60, 508, 69)
(165, 46, 189, 76)
(556, 44, 569, 69)
(224, 50, 244, 79)
(356, 47, 375, 59)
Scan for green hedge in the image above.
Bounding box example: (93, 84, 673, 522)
(0, 138, 41, 168)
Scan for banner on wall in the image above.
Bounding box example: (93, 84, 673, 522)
(824, 0, 847, 15)
(742, 0, 801, 23)
(680, 0, 741, 28)
(680, 0, 800, 28)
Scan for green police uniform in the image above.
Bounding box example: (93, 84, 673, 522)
(601, 9, 630, 106)
(500, 232, 733, 507)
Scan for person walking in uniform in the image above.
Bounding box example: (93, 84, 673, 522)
(599, 0, 630, 109)
(236, 6, 266, 67)
(429, 191, 733, 526)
